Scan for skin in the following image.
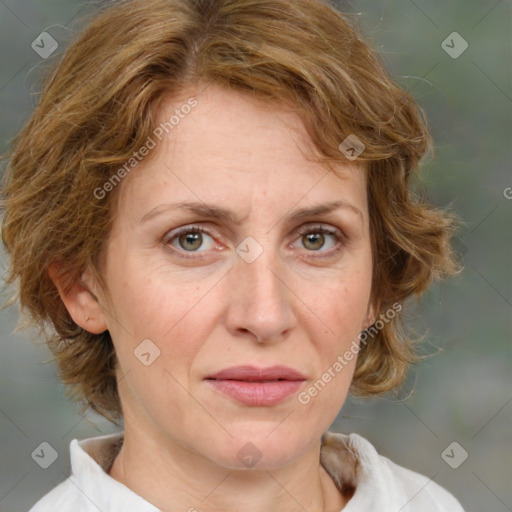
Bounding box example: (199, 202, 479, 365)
(52, 83, 375, 512)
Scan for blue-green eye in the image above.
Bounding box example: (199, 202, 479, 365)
(165, 226, 216, 253)
(295, 225, 344, 255)
(163, 223, 345, 261)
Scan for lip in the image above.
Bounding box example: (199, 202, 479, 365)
(205, 365, 306, 407)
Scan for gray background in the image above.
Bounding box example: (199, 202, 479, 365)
(0, 1, 511, 511)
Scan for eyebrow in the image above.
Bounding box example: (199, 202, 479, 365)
(140, 199, 363, 225)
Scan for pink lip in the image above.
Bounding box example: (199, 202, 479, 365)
(205, 365, 306, 406)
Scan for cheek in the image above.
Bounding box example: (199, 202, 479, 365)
(312, 268, 372, 337)
(298, 283, 367, 414)
(303, 269, 371, 400)
(105, 264, 217, 370)
(108, 272, 216, 419)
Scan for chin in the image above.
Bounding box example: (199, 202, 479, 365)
(197, 424, 317, 471)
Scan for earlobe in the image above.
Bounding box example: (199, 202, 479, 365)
(48, 263, 108, 334)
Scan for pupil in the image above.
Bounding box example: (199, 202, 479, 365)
(180, 232, 202, 251)
(305, 233, 324, 250)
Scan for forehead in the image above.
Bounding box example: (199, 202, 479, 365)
(117, 84, 368, 223)
(156, 86, 326, 164)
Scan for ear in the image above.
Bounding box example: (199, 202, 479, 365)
(48, 263, 108, 334)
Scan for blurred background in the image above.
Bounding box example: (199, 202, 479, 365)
(0, 1, 510, 511)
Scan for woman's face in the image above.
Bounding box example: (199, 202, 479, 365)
(95, 84, 374, 469)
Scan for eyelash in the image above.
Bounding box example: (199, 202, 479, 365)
(163, 224, 346, 261)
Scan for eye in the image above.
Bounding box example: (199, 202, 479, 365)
(294, 224, 345, 256)
(163, 223, 346, 261)
(164, 225, 217, 255)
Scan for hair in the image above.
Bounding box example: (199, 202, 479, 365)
(1, 0, 460, 421)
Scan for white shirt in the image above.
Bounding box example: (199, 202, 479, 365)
(29, 431, 465, 511)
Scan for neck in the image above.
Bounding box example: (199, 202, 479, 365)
(108, 425, 347, 512)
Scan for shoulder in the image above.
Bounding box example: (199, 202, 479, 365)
(28, 478, 88, 512)
(29, 433, 158, 512)
(29, 435, 118, 511)
(321, 431, 466, 511)
(374, 447, 466, 511)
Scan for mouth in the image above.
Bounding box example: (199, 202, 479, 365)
(205, 365, 307, 382)
(204, 365, 306, 406)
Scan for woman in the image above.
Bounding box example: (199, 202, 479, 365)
(1, 0, 464, 510)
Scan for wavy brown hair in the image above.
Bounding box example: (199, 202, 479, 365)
(1, 0, 459, 421)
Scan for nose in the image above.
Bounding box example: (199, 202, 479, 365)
(224, 245, 297, 344)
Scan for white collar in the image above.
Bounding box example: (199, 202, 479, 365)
(70, 433, 159, 511)
(66, 430, 461, 511)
